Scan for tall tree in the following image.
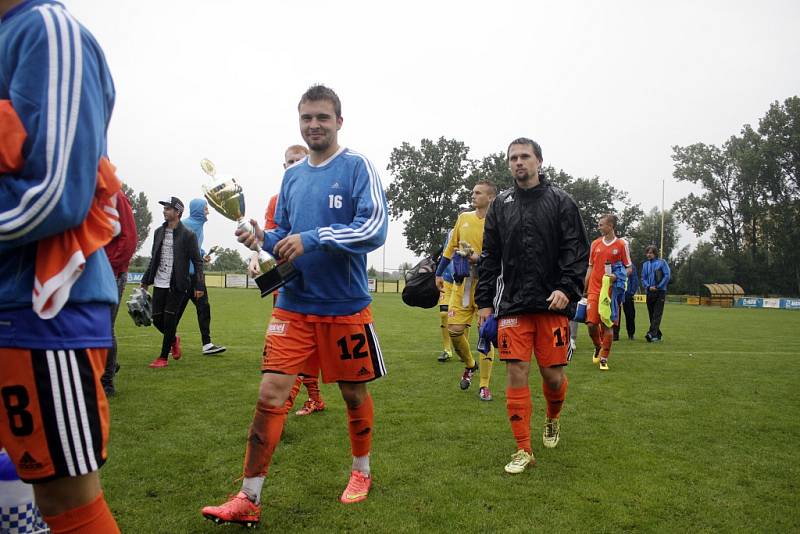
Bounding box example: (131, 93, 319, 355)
(555, 172, 642, 239)
(758, 96, 800, 294)
(208, 248, 246, 272)
(386, 137, 472, 255)
(121, 183, 152, 253)
(464, 152, 511, 201)
(672, 142, 747, 254)
(627, 207, 680, 265)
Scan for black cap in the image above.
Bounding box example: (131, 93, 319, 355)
(158, 196, 184, 213)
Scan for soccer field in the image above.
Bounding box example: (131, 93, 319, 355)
(105, 289, 800, 533)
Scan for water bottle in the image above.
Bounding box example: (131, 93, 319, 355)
(0, 451, 49, 534)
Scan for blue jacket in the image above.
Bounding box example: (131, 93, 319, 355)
(182, 199, 207, 275)
(641, 258, 670, 292)
(0, 1, 116, 348)
(625, 262, 639, 297)
(610, 261, 628, 322)
(264, 148, 388, 316)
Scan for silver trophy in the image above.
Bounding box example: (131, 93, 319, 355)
(200, 158, 297, 297)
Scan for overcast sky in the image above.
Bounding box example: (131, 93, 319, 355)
(67, 0, 800, 270)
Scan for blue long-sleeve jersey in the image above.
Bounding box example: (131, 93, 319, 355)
(264, 148, 388, 316)
(641, 258, 671, 292)
(0, 0, 117, 348)
(182, 199, 208, 275)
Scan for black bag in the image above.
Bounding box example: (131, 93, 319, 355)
(401, 250, 442, 309)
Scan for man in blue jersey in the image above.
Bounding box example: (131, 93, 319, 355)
(202, 85, 388, 528)
(0, 1, 120, 531)
(641, 245, 671, 342)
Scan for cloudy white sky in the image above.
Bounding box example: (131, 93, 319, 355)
(67, 0, 800, 270)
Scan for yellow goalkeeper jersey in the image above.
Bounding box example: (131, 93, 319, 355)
(443, 211, 486, 260)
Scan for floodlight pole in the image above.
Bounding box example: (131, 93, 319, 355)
(660, 178, 665, 254)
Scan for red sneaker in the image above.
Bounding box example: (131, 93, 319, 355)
(340, 470, 371, 504)
(148, 358, 168, 369)
(171, 335, 182, 360)
(201, 491, 260, 527)
(295, 399, 326, 416)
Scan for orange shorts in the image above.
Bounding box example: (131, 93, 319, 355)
(496, 312, 571, 367)
(0, 348, 110, 483)
(586, 292, 617, 326)
(262, 307, 386, 383)
(586, 294, 600, 325)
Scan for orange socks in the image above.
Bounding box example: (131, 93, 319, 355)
(244, 400, 287, 477)
(347, 394, 374, 457)
(505, 386, 532, 453)
(600, 325, 613, 358)
(302, 376, 323, 404)
(283, 376, 303, 412)
(43, 492, 119, 534)
(543, 376, 568, 419)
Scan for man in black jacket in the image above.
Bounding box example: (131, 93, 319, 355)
(476, 138, 589, 474)
(141, 197, 205, 368)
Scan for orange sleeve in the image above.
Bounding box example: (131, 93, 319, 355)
(264, 194, 279, 230)
(0, 100, 26, 173)
(588, 239, 598, 267)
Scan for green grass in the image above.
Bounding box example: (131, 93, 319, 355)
(105, 289, 800, 533)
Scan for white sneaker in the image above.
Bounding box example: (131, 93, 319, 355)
(202, 343, 226, 355)
(504, 449, 535, 474)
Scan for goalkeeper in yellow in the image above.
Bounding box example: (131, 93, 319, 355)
(435, 180, 497, 400)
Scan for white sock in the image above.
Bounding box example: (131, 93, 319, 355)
(242, 477, 265, 503)
(352, 455, 370, 476)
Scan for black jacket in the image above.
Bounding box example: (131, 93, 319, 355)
(476, 178, 589, 318)
(142, 222, 204, 293)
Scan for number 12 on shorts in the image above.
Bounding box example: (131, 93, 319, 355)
(337, 333, 368, 360)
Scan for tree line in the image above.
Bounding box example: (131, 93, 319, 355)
(386, 96, 799, 296)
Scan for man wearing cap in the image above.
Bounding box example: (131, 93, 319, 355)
(141, 197, 205, 368)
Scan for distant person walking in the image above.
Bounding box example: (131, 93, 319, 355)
(176, 198, 226, 356)
(641, 245, 670, 342)
(141, 197, 205, 368)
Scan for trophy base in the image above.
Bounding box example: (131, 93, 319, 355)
(255, 262, 298, 298)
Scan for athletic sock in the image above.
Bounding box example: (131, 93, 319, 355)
(243, 401, 287, 480)
(543, 375, 568, 419)
(347, 394, 374, 458)
(449, 330, 475, 368)
(600, 325, 613, 358)
(479, 346, 494, 388)
(506, 386, 532, 453)
(302, 375, 323, 404)
(352, 455, 370, 476)
(589, 324, 602, 350)
(43, 492, 119, 534)
(242, 477, 265, 504)
(283, 376, 303, 413)
(440, 311, 452, 354)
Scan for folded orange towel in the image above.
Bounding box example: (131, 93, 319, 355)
(33, 157, 121, 319)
